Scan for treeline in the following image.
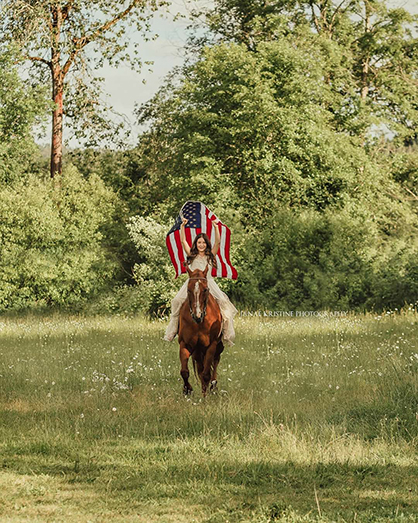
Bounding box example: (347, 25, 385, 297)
(1, 0, 418, 314)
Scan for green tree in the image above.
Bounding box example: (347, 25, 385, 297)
(192, 0, 418, 142)
(0, 0, 164, 178)
(0, 166, 121, 311)
(136, 40, 384, 219)
(0, 46, 49, 183)
(66, 147, 146, 282)
(133, 37, 418, 311)
(189, 0, 300, 51)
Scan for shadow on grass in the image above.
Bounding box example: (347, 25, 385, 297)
(2, 445, 418, 521)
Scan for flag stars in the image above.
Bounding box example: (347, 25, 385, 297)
(167, 201, 237, 279)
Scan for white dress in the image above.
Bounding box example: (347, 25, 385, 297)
(164, 255, 238, 346)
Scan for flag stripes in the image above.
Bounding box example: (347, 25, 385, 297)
(166, 201, 238, 280)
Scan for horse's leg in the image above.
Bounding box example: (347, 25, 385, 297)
(210, 341, 224, 392)
(179, 343, 193, 395)
(201, 340, 218, 396)
(194, 351, 204, 391)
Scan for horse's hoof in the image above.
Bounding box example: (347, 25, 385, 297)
(183, 386, 193, 396)
(210, 380, 218, 392)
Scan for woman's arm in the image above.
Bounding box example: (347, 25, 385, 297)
(180, 218, 191, 256)
(212, 219, 221, 256)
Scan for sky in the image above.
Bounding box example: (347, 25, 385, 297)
(64, 0, 200, 147)
(63, 0, 418, 148)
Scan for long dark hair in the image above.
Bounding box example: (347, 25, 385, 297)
(184, 233, 218, 270)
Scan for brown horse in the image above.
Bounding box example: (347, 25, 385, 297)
(178, 265, 224, 396)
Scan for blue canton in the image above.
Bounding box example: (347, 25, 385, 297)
(167, 201, 202, 235)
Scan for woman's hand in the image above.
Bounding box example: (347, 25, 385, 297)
(212, 218, 221, 256)
(180, 217, 190, 256)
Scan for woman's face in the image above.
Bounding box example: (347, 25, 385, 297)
(196, 237, 207, 253)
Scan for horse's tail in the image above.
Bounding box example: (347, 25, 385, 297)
(192, 351, 212, 381)
(192, 356, 216, 383)
(191, 354, 198, 381)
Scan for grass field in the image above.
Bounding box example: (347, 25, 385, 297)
(1, 310, 418, 522)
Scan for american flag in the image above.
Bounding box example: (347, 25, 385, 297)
(166, 201, 238, 279)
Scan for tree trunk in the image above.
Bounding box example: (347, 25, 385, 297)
(360, 60, 369, 101)
(50, 73, 64, 178)
(360, 1, 371, 102)
(50, 4, 64, 179)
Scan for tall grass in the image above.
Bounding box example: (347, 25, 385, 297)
(1, 311, 418, 522)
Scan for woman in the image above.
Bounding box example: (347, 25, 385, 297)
(164, 217, 238, 346)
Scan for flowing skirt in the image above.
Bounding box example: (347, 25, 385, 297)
(164, 279, 238, 346)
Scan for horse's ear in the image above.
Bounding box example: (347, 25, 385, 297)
(187, 267, 192, 277)
(203, 266, 209, 277)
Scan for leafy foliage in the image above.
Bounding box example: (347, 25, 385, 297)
(136, 39, 391, 218)
(126, 215, 183, 316)
(131, 27, 418, 312)
(0, 167, 120, 311)
(192, 0, 418, 142)
(235, 203, 418, 311)
(0, 46, 49, 183)
(0, 0, 166, 177)
(1, 0, 417, 313)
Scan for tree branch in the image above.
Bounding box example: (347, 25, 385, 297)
(62, 0, 76, 20)
(62, 0, 143, 77)
(385, 187, 418, 202)
(310, 2, 321, 33)
(86, 0, 143, 43)
(404, 186, 418, 201)
(25, 55, 52, 70)
(331, 0, 352, 26)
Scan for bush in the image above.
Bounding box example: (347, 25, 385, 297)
(234, 200, 418, 312)
(126, 215, 183, 316)
(83, 284, 152, 315)
(0, 166, 120, 311)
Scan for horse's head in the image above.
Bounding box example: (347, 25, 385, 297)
(186, 266, 209, 324)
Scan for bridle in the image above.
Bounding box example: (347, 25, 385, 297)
(187, 277, 208, 323)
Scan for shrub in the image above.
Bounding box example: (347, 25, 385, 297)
(236, 206, 374, 311)
(0, 166, 119, 311)
(126, 215, 183, 316)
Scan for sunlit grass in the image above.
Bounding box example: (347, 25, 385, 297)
(1, 311, 418, 521)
